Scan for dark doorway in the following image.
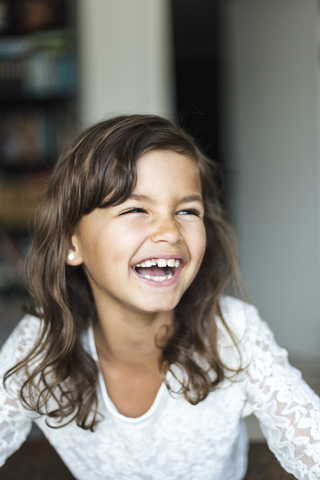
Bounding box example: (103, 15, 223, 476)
(171, 0, 229, 206)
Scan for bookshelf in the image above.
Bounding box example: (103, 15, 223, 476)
(0, 0, 77, 297)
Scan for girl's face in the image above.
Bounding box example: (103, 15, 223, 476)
(69, 150, 206, 316)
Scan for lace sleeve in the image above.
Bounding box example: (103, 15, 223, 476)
(245, 307, 320, 480)
(0, 315, 41, 467)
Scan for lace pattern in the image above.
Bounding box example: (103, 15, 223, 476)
(244, 310, 320, 479)
(0, 316, 40, 466)
(0, 298, 319, 479)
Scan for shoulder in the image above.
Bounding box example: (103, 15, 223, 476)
(217, 296, 277, 369)
(217, 295, 259, 343)
(217, 296, 288, 370)
(0, 314, 43, 374)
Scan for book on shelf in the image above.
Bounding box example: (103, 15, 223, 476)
(0, 0, 68, 37)
(0, 229, 28, 294)
(0, 30, 76, 99)
(0, 108, 58, 166)
(0, 173, 48, 229)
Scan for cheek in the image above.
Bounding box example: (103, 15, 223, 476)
(113, 221, 148, 253)
(185, 222, 206, 261)
(196, 225, 207, 264)
(88, 223, 146, 264)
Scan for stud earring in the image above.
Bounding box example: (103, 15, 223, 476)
(68, 252, 75, 261)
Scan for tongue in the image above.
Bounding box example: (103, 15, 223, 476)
(136, 266, 166, 276)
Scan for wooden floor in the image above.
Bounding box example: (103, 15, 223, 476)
(1, 440, 76, 480)
(0, 440, 296, 480)
(244, 443, 295, 480)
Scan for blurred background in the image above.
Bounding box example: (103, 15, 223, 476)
(0, 0, 320, 441)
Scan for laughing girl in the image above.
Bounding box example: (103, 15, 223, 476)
(1, 115, 320, 479)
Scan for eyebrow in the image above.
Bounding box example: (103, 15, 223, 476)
(127, 194, 203, 204)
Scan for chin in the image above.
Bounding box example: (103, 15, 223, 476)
(133, 290, 183, 314)
(141, 300, 179, 314)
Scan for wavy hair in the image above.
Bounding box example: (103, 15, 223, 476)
(4, 114, 242, 430)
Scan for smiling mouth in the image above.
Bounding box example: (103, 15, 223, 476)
(133, 258, 181, 282)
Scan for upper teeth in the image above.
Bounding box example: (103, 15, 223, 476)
(136, 258, 180, 268)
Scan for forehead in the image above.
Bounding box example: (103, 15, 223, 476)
(135, 150, 201, 193)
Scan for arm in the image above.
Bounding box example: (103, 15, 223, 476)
(245, 306, 320, 479)
(0, 316, 40, 467)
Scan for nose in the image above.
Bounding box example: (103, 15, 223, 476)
(151, 216, 183, 244)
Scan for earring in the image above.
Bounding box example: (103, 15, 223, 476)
(68, 252, 75, 261)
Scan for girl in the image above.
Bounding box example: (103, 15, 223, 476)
(0, 114, 320, 480)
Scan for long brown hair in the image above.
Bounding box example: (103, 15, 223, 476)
(4, 114, 242, 431)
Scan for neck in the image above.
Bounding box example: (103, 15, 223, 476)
(93, 299, 174, 369)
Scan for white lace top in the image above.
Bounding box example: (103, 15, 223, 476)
(1, 297, 320, 480)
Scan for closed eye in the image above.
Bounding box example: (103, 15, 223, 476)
(176, 208, 201, 217)
(119, 207, 147, 215)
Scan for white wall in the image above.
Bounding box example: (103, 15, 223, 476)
(222, 0, 320, 359)
(77, 0, 175, 126)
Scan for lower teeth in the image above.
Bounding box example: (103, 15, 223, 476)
(141, 273, 173, 282)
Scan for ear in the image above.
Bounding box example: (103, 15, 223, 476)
(66, 233, 84, 266)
